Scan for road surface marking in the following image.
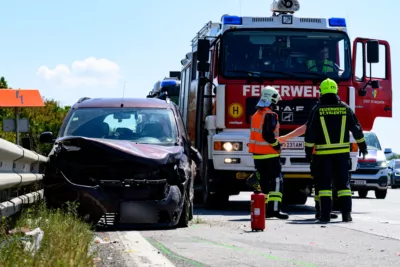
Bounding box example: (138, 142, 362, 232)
(117, 231, 176, 267)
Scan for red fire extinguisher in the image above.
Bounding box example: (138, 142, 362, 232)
(251, 191, 266, 231)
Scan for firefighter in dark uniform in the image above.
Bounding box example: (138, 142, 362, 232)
(278, 124, 338, 219)
(304, 78, 368, 222)
(248, 86, 289, 220)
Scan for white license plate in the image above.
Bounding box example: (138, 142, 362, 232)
(282, 141, 304, 150)
(354, 180, 366, 185)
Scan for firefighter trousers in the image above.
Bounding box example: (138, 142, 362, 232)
(254, 156, 284, 215)
(313, 153, 352, 218)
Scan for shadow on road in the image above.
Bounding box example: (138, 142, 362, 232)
(287, 219, 344, 225)
(95, 196, 371, 232)
(194, 197, 318, 217)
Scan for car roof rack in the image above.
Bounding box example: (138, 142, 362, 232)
(77, 97, 91, 103)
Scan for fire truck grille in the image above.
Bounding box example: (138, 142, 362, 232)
(245, 97, 318, 126)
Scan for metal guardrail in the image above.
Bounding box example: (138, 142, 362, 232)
(0, 137, 48, 217)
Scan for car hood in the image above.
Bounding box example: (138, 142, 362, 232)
(55, 136, 184, 166)
(357, 148, 386, 162)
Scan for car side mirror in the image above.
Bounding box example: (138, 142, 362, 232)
(40, 131, 54, 144)
(384, 148, 392, 154)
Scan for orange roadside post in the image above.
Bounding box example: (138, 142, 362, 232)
(0, 89, 44, 145)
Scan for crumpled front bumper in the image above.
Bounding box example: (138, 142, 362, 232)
(52, 172, 185, 228)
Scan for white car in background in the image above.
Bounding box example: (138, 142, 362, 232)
(350, 131, 390, 199)
(388, 159, 400, 189)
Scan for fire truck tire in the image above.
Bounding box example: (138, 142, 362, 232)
(283, 190, 307, 205)
(294, 192, 308, 205)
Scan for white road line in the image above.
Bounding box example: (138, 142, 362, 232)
(117, 231, 176, 267)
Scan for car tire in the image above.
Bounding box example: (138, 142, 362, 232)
(358, 190, 368, 198)
(375, 189, 387, 199)
(178, 192, 191, 228)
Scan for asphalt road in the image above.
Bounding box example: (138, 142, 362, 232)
(94, 189, 400, 267)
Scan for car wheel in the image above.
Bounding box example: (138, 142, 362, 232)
(358, 190, 368, 198)
(178, 192, 190, 228)
(375, 189, 387, 199)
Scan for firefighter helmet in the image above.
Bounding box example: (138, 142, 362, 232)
(319, 78, 338, 95)
(256, 86, 282, 108)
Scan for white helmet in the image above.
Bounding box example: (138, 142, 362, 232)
(256, 86, 282, 108)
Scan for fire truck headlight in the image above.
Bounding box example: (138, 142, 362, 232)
(214, 141, 243, 152)
(222, 142, 243, 152)
(223, 142, 233, 151)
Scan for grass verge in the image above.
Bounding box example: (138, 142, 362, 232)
(0, 200, 97, 267)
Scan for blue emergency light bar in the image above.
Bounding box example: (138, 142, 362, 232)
(329, 18, 346, 27)
(222, 15, 242, 25)
(160, 80, 178, 87)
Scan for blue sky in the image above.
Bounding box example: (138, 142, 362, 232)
(0, 0, 398, 151)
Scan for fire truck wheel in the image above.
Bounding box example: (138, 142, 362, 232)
(283, 190, 307, 205)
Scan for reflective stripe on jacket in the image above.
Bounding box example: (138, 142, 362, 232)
(249, 108, 280, 156)
(304, 95, 366, 156)
(307, 59, 334, 73)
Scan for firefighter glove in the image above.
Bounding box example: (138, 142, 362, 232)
(359, 149, 368, 160)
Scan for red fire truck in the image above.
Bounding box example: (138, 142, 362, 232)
(176, 0, 392, 209)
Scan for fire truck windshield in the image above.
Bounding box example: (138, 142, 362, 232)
(220, 30, 351, 81)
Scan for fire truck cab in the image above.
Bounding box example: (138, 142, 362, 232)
(177, 0, 392, 209)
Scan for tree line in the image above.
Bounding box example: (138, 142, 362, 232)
(0, 76, 70, 155)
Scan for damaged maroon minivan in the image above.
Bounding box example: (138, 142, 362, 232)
(39, 97, 201, 229)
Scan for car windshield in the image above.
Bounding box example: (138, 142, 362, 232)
(364, 132, 381, 150)
(61, 107, 178, 145)
(221, 29, 351, 80)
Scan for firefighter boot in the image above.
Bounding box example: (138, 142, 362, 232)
(266, 211, 289, 220)
(319, 197, 332, 223)
(266, 202, 289, 220)
(342, 212, 353, 222)
(315, 200, 338, 219)
(315, 200, 321, 220)
(338, 192, 352, 222)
